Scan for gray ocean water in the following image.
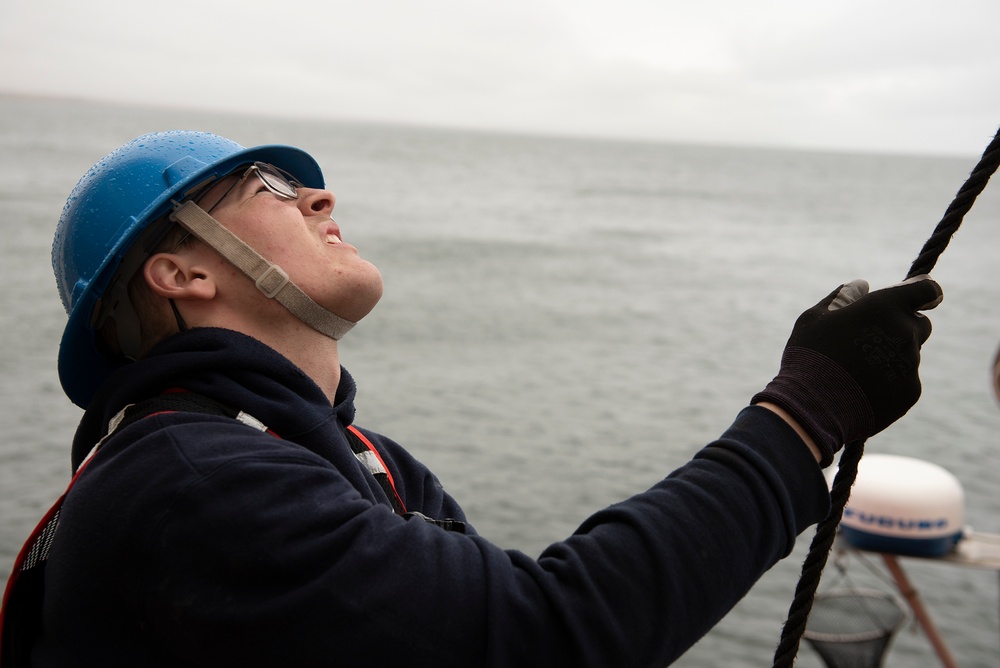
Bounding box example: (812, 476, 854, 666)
(2, 93, 999, 666)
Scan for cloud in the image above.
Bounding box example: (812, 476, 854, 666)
(1, 0, 998, 156)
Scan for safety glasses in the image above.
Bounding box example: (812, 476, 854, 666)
(203, 161, 303, 213)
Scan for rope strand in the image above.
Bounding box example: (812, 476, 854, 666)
(908, 129, 1000, 279)
(772, 125, 1000, 667)
(772, 440, 864, 667)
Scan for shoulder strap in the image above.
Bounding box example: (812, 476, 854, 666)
(341, 428, 465, 533)
(344, 425, 407, 515)
(114, 391, 240, 430)
(109, 391, 273, 438)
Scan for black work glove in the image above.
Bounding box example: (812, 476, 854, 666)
(752, 276, 943, 466)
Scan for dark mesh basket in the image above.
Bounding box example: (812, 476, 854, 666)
(803, 589, 907, 668)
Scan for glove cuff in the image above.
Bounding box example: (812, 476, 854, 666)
(752, 346, 875, 467)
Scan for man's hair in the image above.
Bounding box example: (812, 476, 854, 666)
(97, 222, 195, 360)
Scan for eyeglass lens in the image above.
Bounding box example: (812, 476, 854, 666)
(256, 163, 299, 199)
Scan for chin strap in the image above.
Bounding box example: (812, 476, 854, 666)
(170, 200, 355, 341)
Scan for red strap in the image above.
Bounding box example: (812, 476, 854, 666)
(346, 425, 407, 514)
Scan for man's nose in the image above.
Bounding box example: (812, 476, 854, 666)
(299, 188, 335, 216)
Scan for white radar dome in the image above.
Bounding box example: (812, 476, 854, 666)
(832, 454, 965, 557)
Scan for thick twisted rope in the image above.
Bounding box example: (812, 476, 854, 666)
(771, 125, 1000, 668)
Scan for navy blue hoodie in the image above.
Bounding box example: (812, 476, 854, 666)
(34, 328, 829, 667)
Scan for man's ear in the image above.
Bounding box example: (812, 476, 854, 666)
(143, 252, 216, 301)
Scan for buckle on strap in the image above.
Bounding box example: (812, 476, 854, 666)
(255, 265, 289, 298)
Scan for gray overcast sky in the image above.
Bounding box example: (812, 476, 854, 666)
(1, 0, 998, 157)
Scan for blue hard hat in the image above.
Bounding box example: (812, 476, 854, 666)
(53, 130, 325, 408)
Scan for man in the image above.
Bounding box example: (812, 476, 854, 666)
(2, 131, 942, 667)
